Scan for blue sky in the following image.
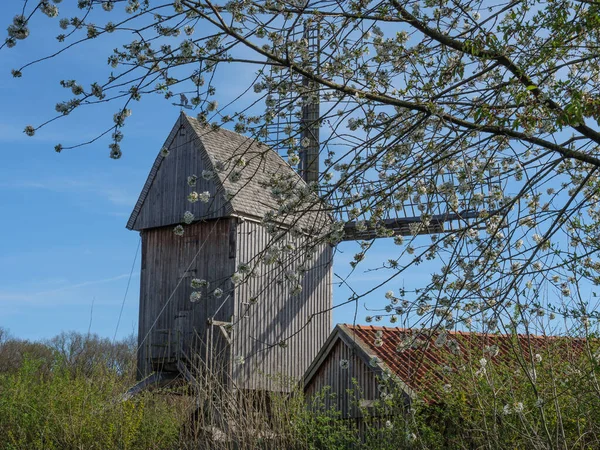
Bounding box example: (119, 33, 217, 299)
(0, 2, 437, 342)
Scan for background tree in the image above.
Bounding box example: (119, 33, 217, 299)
(5, 0, 600, 336)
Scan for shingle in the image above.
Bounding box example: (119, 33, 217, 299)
(185, 114, 330, 232)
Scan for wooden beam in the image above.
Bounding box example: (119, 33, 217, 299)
(341, 210, 482, 241)
(122, 371, 179, 400)
(208, 319, 233, 345)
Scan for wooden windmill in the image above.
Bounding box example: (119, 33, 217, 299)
(126, 23, 496, 397)
(126, 113, 333, 393)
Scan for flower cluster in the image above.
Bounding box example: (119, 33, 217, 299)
(190, 278, 209, 289)
(183, 211, 194, 224)
(173, 225, 184, 236)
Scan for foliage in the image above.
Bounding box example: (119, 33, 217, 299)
(354, 330, 600, 450)
(0, 335, 181, 450)
(288, 387, 361, 449)
(47, 330, 137, 376)
(3, 328, 600, 448)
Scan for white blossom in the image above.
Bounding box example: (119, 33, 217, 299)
(513, 402, 524, 413)
(229, 170, 242, 183)
(190, 278, 208, 289)
(434, 332, 448, 348)
(183, 211, 194, 224)
(40, 2, 59, 17)
(484, 345, 499, 358)
(198, 191, 210, 202)
(231, 272, 243, 284)
(8, 15, 29, 40)
(173, 225, 184, 236)
(214, 160, 226, 172)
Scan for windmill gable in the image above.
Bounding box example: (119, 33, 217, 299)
(128, 113, 327, 232)
(127, 115, 233, 231)
(303, 324, 408, 420)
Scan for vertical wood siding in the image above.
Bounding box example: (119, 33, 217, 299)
(231, 220, 333, 391)
(137, 219, 235, 378)
(133, 121, 232, 231)
(304, 339, 379, 419)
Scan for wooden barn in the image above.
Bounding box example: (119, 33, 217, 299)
(304, 324, 413, 421)
(303, 325, 587, 423)
(127, 112, 333, 392)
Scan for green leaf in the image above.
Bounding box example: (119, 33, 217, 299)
(526, 85, 537, 91)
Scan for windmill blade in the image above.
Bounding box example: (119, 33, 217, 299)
(264, 21, 320, 184)
(327, 167, 504, 241)
(262, 21, 503, 240)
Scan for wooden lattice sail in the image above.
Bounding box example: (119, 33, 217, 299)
(263, 23, 501, 243)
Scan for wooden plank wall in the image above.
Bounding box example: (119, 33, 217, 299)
(137, 218, 235, 378)
(133, 121, 232, 231)
(304, 339, 379, 419)
(231, 219, 333, 391)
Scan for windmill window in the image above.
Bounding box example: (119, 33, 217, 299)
(180, 269, 196, 279)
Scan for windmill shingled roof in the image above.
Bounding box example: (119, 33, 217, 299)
(343, 325, 589, 401)
(185, 115, 330, 231)
(127, 113, 330, 231)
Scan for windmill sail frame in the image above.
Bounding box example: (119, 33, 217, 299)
(264, 22, 502, 241)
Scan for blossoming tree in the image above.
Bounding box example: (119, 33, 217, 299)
(5, 0, 600, 335)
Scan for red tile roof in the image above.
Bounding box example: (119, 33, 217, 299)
(345, 325, 589, 400)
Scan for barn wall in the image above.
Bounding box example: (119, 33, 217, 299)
(137, 218, 236, 379)
(133, 119, 232, 231)
(304, 339, 380, 419)
(231, 219, 333, 391)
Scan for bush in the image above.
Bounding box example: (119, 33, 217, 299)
(3, 329, 600, 449)
(0, 356, 182, 450)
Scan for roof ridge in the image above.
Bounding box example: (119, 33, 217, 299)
(183, 113, 310, 187)
(343, 323, 586, 340)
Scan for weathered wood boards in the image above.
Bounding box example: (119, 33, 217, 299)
(130, 113, 333, 389)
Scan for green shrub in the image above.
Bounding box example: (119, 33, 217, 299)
(0, 356, 181, 450)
